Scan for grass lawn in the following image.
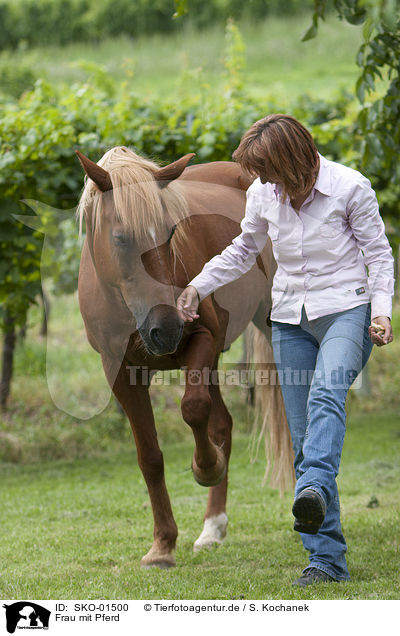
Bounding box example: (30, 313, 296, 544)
(2, 14, 365, 101)
(0, 409, 398, 600)
(0, 297, 399, 599)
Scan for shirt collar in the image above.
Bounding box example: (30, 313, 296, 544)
(272, 153, 332, 201)
(271, 153, 332, 200)
(313, 153, 332, 196)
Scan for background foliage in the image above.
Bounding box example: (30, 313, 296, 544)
(0, 71, 361, 330)
(305, 0, 400, 279)
(0, 0, 314, 49)
(0, 3, 399, 408)
(1, 11, 399, 334)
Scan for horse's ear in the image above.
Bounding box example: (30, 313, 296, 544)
(154, 153, 195, 188)
(75, 150, 113, 192)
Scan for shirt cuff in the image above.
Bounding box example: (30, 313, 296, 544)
(188, 274, 216, 303)
(371, 294, 393, 320)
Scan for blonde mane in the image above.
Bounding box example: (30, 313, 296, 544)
(77, 146, 191, 264)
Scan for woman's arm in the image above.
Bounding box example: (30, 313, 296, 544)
(176, 188, 270, 322)
(189, 189, 269, 301)
(347, 176, 395, 344)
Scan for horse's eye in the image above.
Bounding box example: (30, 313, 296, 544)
(113, 233, 130, 247)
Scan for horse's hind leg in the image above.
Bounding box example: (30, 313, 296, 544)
(102, 356, 177, 569)
(194, 356, 232, 551)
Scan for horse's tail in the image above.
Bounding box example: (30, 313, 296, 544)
(244, 322, 295, 494)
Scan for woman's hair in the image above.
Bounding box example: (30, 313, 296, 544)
(232, 114, 319, 201)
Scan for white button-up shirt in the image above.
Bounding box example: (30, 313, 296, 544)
(189, 154, 395, 324)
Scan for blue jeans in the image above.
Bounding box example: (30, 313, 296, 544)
(271, 303, 373, 580)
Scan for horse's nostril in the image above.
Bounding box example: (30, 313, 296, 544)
(146, 314, 182, 354)
(149, 327, 161, 347)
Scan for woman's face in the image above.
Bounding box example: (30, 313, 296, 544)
(258, 168, 281, 187)
(258, 167, 269, 184)
(257, 159, 280, 186)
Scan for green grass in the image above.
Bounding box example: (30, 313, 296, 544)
(2, 14, 364, 101)
(0, 411, 398, 600)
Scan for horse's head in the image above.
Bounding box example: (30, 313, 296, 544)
(76, 146, 195, 356)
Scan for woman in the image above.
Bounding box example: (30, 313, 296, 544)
(176, 114, 395, 587)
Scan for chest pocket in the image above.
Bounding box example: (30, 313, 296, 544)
(319, 217, 345, 239)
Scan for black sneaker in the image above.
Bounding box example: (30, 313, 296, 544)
(292, 488, 326, 534)
(292, 567, 335, 587)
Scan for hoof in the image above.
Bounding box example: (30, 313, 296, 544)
(192, 445, 226, 487)
(141, 546, 176, 569)
(194, 512, 228, 552)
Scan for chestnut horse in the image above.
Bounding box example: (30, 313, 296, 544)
(76, 146, 293, 568)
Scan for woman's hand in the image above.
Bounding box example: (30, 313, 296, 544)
(368, 316, 393, 346)
(176, 285, 200, 322)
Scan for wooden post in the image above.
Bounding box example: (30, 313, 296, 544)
(0, 314, 16, 411)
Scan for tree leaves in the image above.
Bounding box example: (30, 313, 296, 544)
(301, 22, 318, 42)
(304, 0, 400, 247)
(173, 0, 188, 18)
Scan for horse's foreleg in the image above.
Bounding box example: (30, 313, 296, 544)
(103, 357, 177, 568)
(179, 328, 226, 487)
(194, 359, 232, 551)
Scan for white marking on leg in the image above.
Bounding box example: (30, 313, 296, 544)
(193, 513, 228, 552)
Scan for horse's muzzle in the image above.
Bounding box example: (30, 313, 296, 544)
(139, 305, 184, 356)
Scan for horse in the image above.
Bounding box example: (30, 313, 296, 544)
(75, 145, 293, 568)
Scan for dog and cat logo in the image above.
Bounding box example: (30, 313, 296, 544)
(2, 603, 51, 633)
